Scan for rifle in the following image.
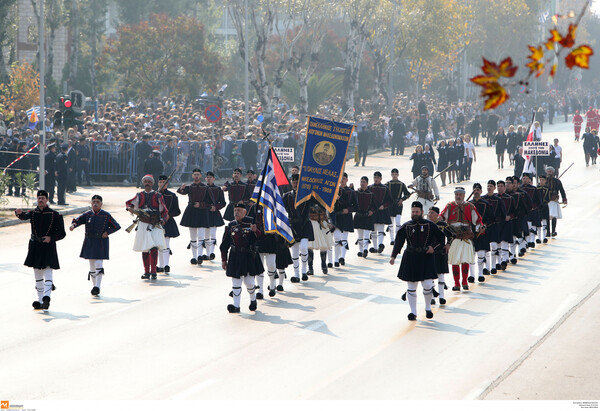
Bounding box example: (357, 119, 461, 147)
(159, 167, 178, 193)
(557, 162, 574, 179)
(433, 163, 454, 180)
(125, 209, 155, 233)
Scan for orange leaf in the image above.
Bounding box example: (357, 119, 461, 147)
(480, 81, 509, 111)
(526, 45, 545, 77)
(545, 39, 555, 51)
(470, 75, 498, 86)
(480, 57, 518, 79)
(559, 24, 577, 48)
(527, 45, 544, 62)
(565, 45, 594, 69)
(549, 62, 557, 78)
(549, 29, 562, 43)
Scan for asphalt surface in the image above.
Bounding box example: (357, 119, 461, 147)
(0, 119, 598, 401)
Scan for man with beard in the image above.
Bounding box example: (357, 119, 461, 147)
(126, 175, 169, 280)
(409, 165, 439, 215)
(390, 201, 445, 321)
(15, 190, 66, 310)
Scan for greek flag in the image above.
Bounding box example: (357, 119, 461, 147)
(251, 148, 294, 242)
(26, 106, 41, 117)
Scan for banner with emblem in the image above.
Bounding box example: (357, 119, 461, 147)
(295, 116, 354, 212)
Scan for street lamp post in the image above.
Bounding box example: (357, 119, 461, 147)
(38, 0, 45, 191)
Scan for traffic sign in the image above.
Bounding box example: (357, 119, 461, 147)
(70, 90, 85, 110)
(205, 104, 222, 123)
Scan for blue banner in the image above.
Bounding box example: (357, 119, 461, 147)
(296, 116, 353, 212)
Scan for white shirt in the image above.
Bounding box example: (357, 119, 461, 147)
(553, 144, 562, 159)
(464, 141, 475, 158)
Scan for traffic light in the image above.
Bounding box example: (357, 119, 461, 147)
(53, 110, 62, 128)
(62, 96, 83, 130)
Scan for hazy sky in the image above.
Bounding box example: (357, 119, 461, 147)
(592, 0, 599, 15)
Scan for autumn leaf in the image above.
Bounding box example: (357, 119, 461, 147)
(565, 45, 594, 69)
(470, 75, 497, 85)
(560, 24, 577, 48)
(526, 45, 545, 77)
(549, 62, 557, 78)
(480, 57, 518, 79)
(480, 81, 509, 111)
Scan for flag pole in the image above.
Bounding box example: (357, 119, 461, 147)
(38, 0, 45, 191)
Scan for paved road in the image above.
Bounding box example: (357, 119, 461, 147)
(1, 119, 598, 401)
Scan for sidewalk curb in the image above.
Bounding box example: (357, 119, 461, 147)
(0, 206, 90, 228)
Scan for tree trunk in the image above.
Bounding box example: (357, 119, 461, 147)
(45, 0, 57, 86)
(67, 0, 79, 90)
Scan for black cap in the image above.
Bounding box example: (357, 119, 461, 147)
(421, 165, 429, 170)
(473, 183, 482, 190)
(411, 201, 423, 209)
(291, 174, 300, 181)
(374, 171, 382, 177)
(91, 194, 103, 201)
(37, 190, 49, 198)
(522, 172, 532, 179)
(234, 201, 246, 209)
(61, 143, 69, 150)
(513, 176, 521, 182)
(158, 175, 168, 180)
(206, 171, 215, 177)
(246, 169, 255, 174)
(342, 172, 348, 178)
(361, 176, 369, 182)
(234, 167, 242, 173)
(192, 168, 202, 173)
(430, 206, 440, 214)
(505, 176, 514, 182)
(497, 180, 505, 186)
(487, 179, 496, 186)
(391, 168, 399, 173)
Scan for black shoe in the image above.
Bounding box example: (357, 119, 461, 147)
(543, 238, 548, 243)
(150, 273, 157, 280)
(156, 267, 164, 273)
(511, 258, 518, 264)
(249, 300, 257, 311)
(52, 284, 56, 291)
(536, 239, 541, 244)
(339, 257, 345, 266)
(491, 268, 497, 274)
(551, 232, 557, 237)
(201, 255, 209, 261)
(256, 292, 264, 300)
(431, 299, 436, 305)
(334, 262, 340, 267)
(322, 266, 328, 274)
(369, 247, 376, 253)
(478, 276, 485, 283)
(496, 263, 501, 270)
(227, 304, 240, 313)
(210, 253, 215, 260)
(378, 244, 385, 253)
(197, 258, 203, 266)
(432, 288, 439, 297)
(363, 250, 368, 258)
(528, 242, 535, 248)
(291, 277, 300, 283)
(190, 258, 197, 265)
(401, 292, 407, 301)
(164, 265, 170, 273)
(42, 296, 51, 310)
(452, 285, 461, 291)
(276, 285, 284, 291)
(426, 310, 434, 319)
(518, 250, 525, 257)
(327, 263, 333, 268)
(141, 273, 151, 279)
(302, 274, 308, 281)
(268, 287, 276, 297)
(49, 200, 55, 204)
(91, 286, 100, 296)
(468, 276, 475, 283)
(407, 313, 417, 321)
(483, 268, 489, 275)
(501, 261, 508, 271)
(357, 252, 363, 257)
(439, 298, 446, 305)
(307, 268, 314, 276)
(229, 291, 233, 297)
(462, 284, 469, 291)
(32, 301, 42, 309)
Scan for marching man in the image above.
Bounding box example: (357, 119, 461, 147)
(126, 174, 169, 280)
(440, 187, 482, 291)
(16, 190, 66, 310)
(368, 171, 393, 254)
(220, 202, 264, 313)
(157, 175, 181, 274)
(70, 195, 121, 295)
(409, 165, 439, 214)
(390, 201, 446, 321)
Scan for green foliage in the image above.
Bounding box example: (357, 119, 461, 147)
(22, 172, 37, 208)
(0, 173, 10, 208)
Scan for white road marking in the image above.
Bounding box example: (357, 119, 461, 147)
(464, 379, 493, 400)
(171, 379, 217, 400)
(532, 293, 579, 337)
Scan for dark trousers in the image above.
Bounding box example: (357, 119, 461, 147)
(67, 168, 77, 191)
(78, 161, 91, 185)
(465, 157, 473, 179)
(45, 177, 56, 202)
(243, 156, 256, 172)
(57, 178, 67, 204)
(357, 144, 368, 165)
(472, 132, 479, 146)
(391, 138, 403, 155)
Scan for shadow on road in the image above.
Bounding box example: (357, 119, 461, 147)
(90, 296, 141, 304)
(417, 320, 485, 336)
(39, 311, 90, 322)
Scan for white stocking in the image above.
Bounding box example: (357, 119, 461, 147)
(291, 243, 300, 277)
(437, 274, 445, 299)
(422, 279, 434, 311)
(243, 275, 257, 301)
(231, 277, 243, 307)
(477, 250, 486, 276)
(341, 232, 349, 259)
(189, 228, 199, 259)
(33, 269, 44, 302)
(406, 282, 418, 315)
